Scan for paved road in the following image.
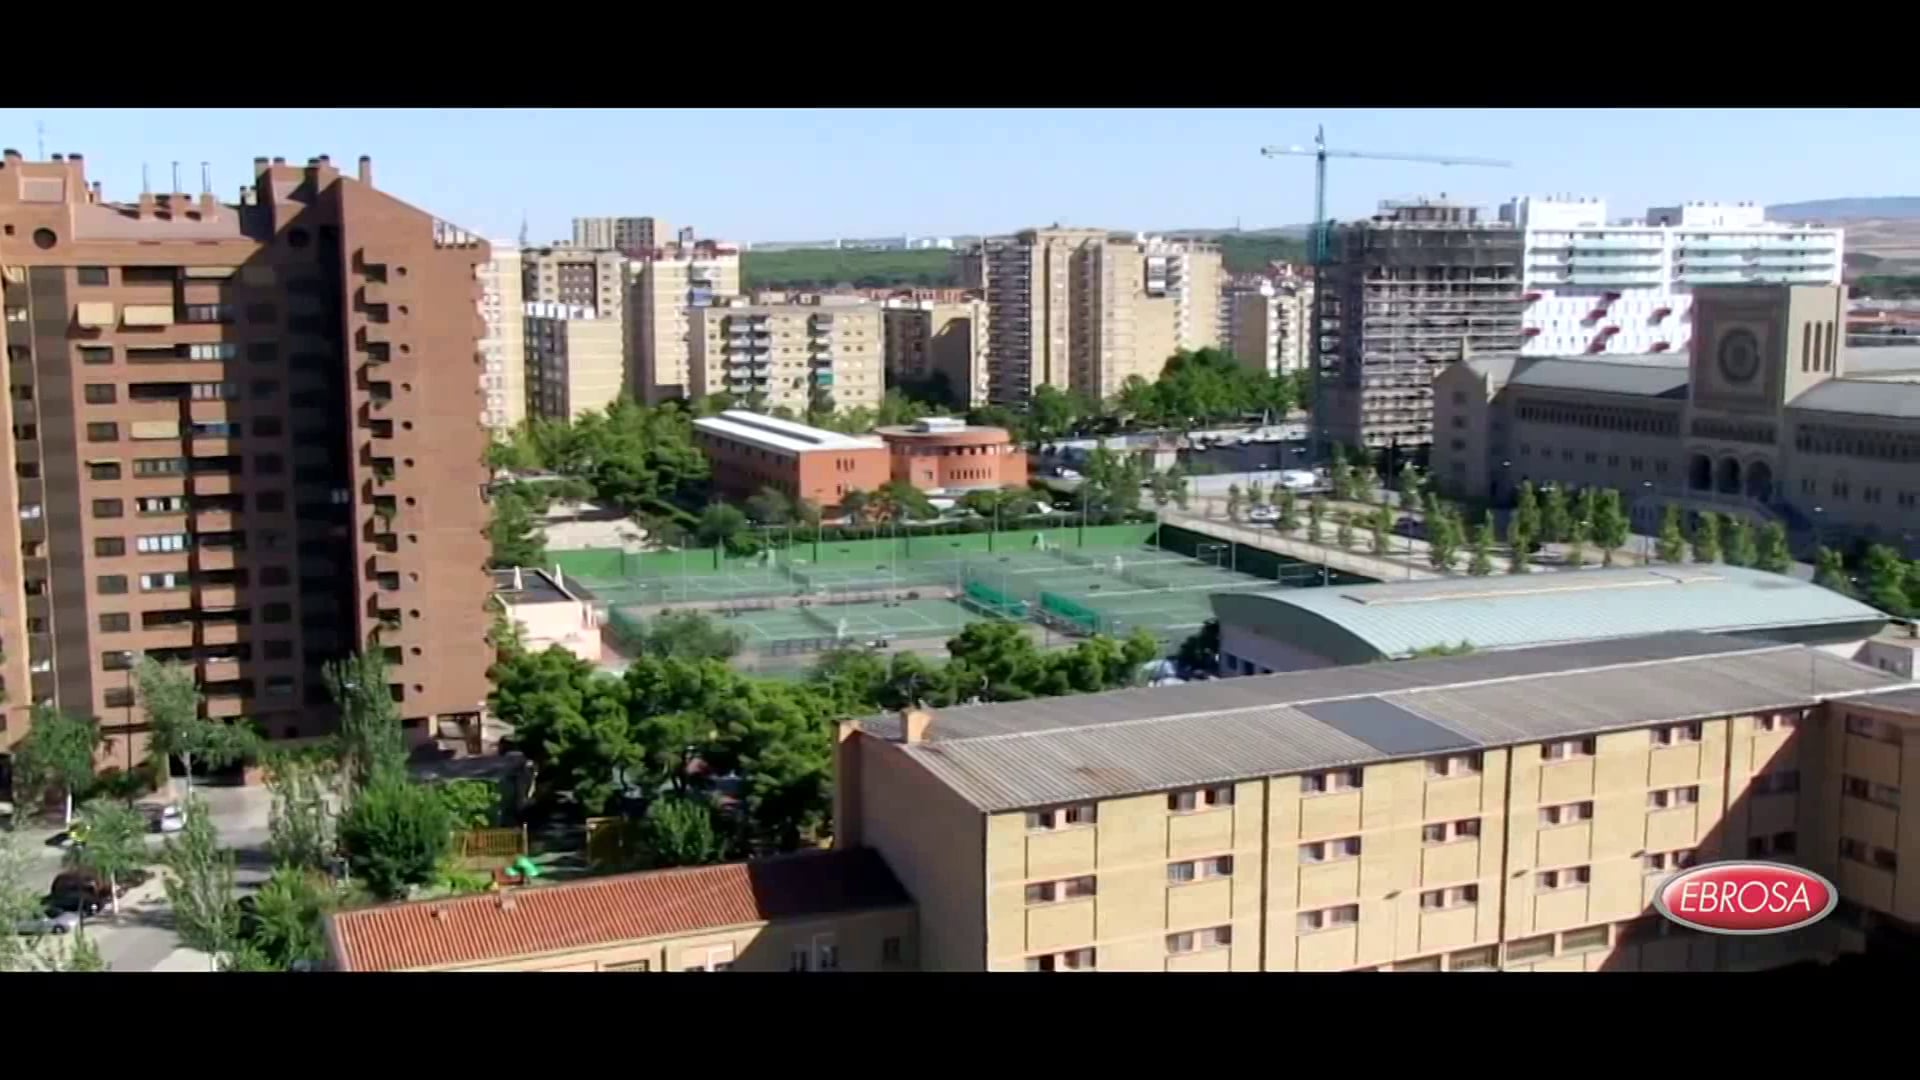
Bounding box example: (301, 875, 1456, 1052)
(12, 783, 271, 972)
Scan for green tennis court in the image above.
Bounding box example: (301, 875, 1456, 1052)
(706, 598, 992, 643)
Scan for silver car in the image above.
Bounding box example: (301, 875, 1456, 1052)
(13, 909, 82, 936)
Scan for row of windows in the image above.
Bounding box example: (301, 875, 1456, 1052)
(1690, 418, 1776, 445)
(1514, 398, 1680, 437)
(1794, 423, 1920, 463)
(1840, 837, 1899, 872)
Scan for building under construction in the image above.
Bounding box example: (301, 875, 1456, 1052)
(1316, 198, 1523, 460)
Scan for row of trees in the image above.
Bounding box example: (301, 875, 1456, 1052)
(489, 618, 1159, 864)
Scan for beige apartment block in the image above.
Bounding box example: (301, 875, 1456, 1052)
(631, 241, 741, 403)
(478, 246, 525, 431)
(836, 633, 1915, 972)
(689, 303, 882, 414)
(882, 297, 988, 406)
(522, 246, 627, 320)
(571, 216, 669, 253)
(975, 228, 1222, 406)
(525, 303, 624, 420)
(1230, 281, 1313, 376)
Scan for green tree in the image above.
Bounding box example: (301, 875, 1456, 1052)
(1409, 641, 1476, 658)
(707, 680, 837, 853)
(839, 489, 872, 525)
(639, 611, 745, 661)
(1397, 465, 1424, 513)
(696, 503, 749, 548)
(1506, 516, 1533, 574)
(639, 793, 730, 869)
(1591, 489, 1632, 567)
(879, 479, 939, 521)
(1691, 511, 1724, 564)
(1514, 481, 1543, 550)
(744, 486, 794, 525)
(487, 488, 547, 569)
(1275, 487, 1300, 531)
(139, 657, 256, 797)
(489, 647, 637, 815)
(64, 802, 146, 916)
(1335, 512, 1355, 551)
(244, 866, 334, 972)
(1565, 519, 1588, 568)
(13, 706, 102, 826)
(1754, 521, 1792, 574)
(1225, 484, 1243, 522)
(1541, 486, 1572, 545)
(324, 651, 404, 792)
(1863, 545, 1912, 615)
(1657, 505, 1688, 564)
(1427, 508, 1462, 571)
(266, 757, 338, 874)
(1576, 487, 1600, 545)
(1307, 496, 1326, 544)
(1467, 513, 1495, 576)
(339, 770, 453, 901)
(1813, 547, 1854, 595)
(1724, 518, 1758, 568)
(1246, 478, 1266, 509)
(162, 796, 241, 962)
(433, 779, 504, 831)
(1171, 475, 1191, 510)
(1176, 619, 1221, 677)
(1368, 507, 1391, 556)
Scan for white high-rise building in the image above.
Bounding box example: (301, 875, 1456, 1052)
(478, 246, 526, 432)
(1499, 197, 1843, 358)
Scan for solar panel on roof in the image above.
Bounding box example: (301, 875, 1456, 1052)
(1295, 697, 1477, 756)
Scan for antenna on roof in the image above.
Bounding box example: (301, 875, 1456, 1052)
(171, 161, 180, 193)
(35, 121, 45, 160)
(200, 162, 211, 195)
(141, 163, 150, 195)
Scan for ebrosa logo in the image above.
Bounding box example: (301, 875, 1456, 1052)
(1653, 861, 1839, 935)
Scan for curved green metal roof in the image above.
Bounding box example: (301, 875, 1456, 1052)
(1210, 566, 1887, 662)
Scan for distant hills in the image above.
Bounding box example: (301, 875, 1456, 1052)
(1767, 197, 1920, 222)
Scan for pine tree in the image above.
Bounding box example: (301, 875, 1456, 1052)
(1753, 521, 1791, 574)
(1506, 516, 1532, 574)
(1724, 518, 1758, 568)
(1656, 505, 1688, 564)
(1467, 515, 1495, 576)
(1691, 511, 1723, 564)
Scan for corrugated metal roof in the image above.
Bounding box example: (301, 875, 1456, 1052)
(865, 634, 1913, 812)
(1503, 357, 1690, 398)
(1788, 378, 1920, 419)
(1214, 566, 1887, 660)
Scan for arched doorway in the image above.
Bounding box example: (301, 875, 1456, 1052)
(1744, 460, 1775, 503)
(1715, 456, 1742, 496)
(1688, 453, 1712, 491)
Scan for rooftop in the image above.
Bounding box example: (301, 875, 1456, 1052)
(1211, 565, 1887, 661)
(858, 633, 1913, 812)
(325, 848, 910, 972)
(693, 410, 886, 455)
(491, 568, 573, 606)
(1789, 378, 1920, 419)
(1494, 356, 1691, 399)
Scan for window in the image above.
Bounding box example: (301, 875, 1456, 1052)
(1842, 775, 1899, 808)
(257, 491, 286, 512)
(136, 496, 186, 515)
(1419, 885, 1479, 911)
(134, 458, 185, 477)
(103, 688, 136, 708)
(603, 960, 650, 973)
(251, 379, 279, 400)
(1165, 926, 1232, 954)
(260, 566, 291, 587)
(1561, 926, 1610, 953)
(263, 603, 293, 624)
(88, 461, 121, 481)
(1873, 846, 1899, 872)
(96, 575, 129, 595)
(881, 937, 903, 965)
(1167, 855, 1234, 883)
(255, 454, 284, 475)
(1542, 737, 1597, 760)
(140, 572, 187, 592)
(1539, 801, 1594, 827)
(76, 266, 110, 286)
(91, 537, 125, 558)
(1426, 753, 1482, 779)
(101, 651, 135, 672)
(83, 383, 117, 405)
(1421, 818, 1480, 844)
(1651, 722, 1703, 746)
(1644, 849, 1697, 873)
(91, 498, 124, 519)
(1025, 948, 1096, 972)
(136, 533, 189, 554)
(254, 416, 283, 437)
(1301, 768, 1363, 794)
(1755, 712, 1799, 733)
(1299, 836, 1362, 863)
(1168, 785, 1235, 812)
(1844, 713, 1876, 737)
(1537, 866, 1593, 891)
(1647, 785, 1701, 809)
(1748, 832, 1798, 858)
(86, 422, 119, 442)
(1752, 769, 1800, 796)
(1025, 875, 1096, 905)
(265, 639, 294, 661)
(1297, 904, 1360, 933)
(1506, 935, 1554, 963)
(98, 613, 131, 633)
(1025, 804, 1097, 831)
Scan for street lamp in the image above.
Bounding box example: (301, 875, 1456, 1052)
(1812, 506, 1824, 557)
(1640, 480, 1655, 563)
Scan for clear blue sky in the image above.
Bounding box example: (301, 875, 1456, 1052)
(1, 109, 1911, 244)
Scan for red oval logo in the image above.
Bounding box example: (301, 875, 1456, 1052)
(1653, 861, 1838, 935)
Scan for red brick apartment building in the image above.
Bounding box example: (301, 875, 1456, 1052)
(692, 410, 890, 510)
(0, 150, 491, 762)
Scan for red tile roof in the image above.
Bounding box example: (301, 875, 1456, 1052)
(326, 848, 910, 972)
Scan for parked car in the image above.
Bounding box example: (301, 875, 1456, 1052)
(155, 805, 184, 834)
(1247, 505, 1280, 524)
(13, 908, 82, 936)
(46, 871, 112, 916)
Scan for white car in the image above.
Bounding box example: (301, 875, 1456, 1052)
(156, 806, 185, 834)
(1279, 470, 1318, 491)
(1247, 505, 1280, 524)
(1053, 467, 1081, 480)
(14, 909, 82, 936)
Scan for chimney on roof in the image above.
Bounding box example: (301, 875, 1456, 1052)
(253, 156, 270, 177)
(272, 156, 285, 167)
(89, 181, 101, 203)
(2, 149, 20, 163)
(358, 155, 373, 187)
(318, 155, 330, 166)
(901, 707, 934, 744)
(68, 153, 81, 164)
(50, 153, 63, 162)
